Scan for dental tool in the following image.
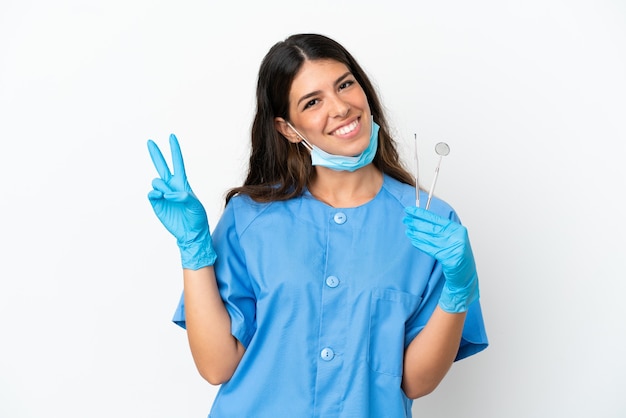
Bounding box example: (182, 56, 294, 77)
(414, 133, 420, 208)
(425, 142, 450, 210)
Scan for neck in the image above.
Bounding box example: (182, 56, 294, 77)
(308, 164, 383, 208)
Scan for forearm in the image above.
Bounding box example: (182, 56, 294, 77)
(183, 266, 245, 385)
(401, 307, 466, 399)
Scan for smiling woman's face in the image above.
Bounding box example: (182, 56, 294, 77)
(281, 59, 372, 157)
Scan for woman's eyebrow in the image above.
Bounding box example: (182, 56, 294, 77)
(334, 71, 352, 86)
(296, 71, 353, 107)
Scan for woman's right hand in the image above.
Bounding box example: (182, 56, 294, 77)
(403, 206, 479, 313)
(147, 134, 216, 270)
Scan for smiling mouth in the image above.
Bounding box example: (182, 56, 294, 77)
(332, 118, 359, 136)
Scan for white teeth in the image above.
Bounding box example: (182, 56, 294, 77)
(334, 120, 358, 136)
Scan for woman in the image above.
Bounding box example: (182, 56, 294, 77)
(147, 33, 487, 417)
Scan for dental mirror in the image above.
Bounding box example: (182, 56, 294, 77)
(435, 142, 450, 157)
(425, 142, 450, 210)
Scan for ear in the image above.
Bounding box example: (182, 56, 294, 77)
(274, 117, 301, 144)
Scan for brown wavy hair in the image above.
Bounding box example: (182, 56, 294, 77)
(226, 33, 414, 204)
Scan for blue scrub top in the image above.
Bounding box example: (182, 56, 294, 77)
(173, 174, 488, 418)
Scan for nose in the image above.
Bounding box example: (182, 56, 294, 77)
(329, 94, 350, 118)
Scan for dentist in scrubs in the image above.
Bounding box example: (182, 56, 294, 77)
(147, 33, 488, 418)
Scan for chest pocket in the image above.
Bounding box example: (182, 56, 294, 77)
(368, 288, 422, 376)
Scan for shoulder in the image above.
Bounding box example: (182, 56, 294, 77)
(380, 174, 415, 207)
(221, 194, 275, 235)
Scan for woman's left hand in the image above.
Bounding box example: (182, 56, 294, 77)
(403, 206, 479, 313)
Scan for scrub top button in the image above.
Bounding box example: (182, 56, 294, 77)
(325, 276, 340, 288)
(320, 348, 335, 361)
(333, 212, 347, 224)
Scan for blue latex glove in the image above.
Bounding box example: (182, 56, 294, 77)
(403, 206, 479, 313)
(147, 134, 216, 270)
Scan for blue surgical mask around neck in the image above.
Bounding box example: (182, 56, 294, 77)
(286, 116, 380, 172)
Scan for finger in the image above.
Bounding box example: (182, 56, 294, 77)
(403, 214, 442, 235)
(405, 229, 440, 255)
(151, 178, 173, 195)
(169, 134, 187, 180)
(404, 206, 449, 227)
(405, 226, 441, 247)
(148, 189, 164, 201)
(163, 191, 190, 203)
(148, 139, 172, 181)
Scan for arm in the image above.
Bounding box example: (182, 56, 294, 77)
(147, 134, 244, 384)
(183, 266, 245, 385)
(402, 308, 466, 399)
(402, 206, 481, 399)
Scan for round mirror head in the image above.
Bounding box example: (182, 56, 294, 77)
(435, 142, 450, 156)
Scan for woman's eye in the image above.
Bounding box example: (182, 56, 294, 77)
(339, 80, 354, 90)
(303, 99, 318, 110)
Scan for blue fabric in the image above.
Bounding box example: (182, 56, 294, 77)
(172, 174, 488, 418)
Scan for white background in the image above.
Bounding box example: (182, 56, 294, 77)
(1, 0, 625, 417)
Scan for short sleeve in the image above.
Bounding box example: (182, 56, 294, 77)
(171, 198, 257, 348)
(403, 264, 488, 361)
(172, 292, 186, 328)
(456, 300, 488, 360)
